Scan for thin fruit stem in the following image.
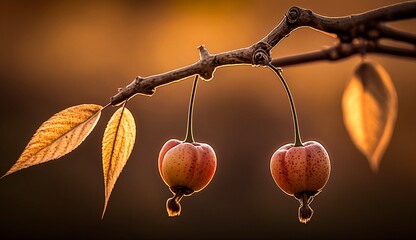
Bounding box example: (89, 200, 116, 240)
(269, 64, 303, 147)
(184, 75, 199, 143)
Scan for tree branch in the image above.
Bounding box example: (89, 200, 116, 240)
(110, 1, 416, 106)
(378, 23, 416, 44)
(263, 1, 416, 44)
(272, 40, 416, 67)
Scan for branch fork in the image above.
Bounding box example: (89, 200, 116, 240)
(110, 2, 416, 106)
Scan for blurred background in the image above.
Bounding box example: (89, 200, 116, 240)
(0, 0, 415, 239)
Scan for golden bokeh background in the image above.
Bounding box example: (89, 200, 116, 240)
(0, 0, 415, 239)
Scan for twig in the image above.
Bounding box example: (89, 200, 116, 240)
(110, 1, 416, 106)
(272, 41, 416, 67)
(378, 23, 416, 44)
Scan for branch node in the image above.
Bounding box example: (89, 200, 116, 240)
(252, 42, 272, 66)
(198, 45, 210, 60)
(199, 71, 213, 81)
(140, 87, 156, 96)
(253, 50, 269, 66)
(135, 76, 144, 84)
(286, 7, 301, 24)
(135, 76, 155, 94)
(196, 45, 215, 80)
(198, 62, 215, 80)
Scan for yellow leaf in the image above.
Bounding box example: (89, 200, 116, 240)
(342, 61, 398, 172)
(101, 106, 136, 218)
(2, 104, 102, 178)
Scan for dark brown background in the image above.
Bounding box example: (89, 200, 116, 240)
(1, 1, 415, 239)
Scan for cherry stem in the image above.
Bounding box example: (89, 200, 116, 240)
(269, 64, 303, 147)
(184, 75, 199, 143)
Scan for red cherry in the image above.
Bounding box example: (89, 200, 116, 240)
(267, 64, 331, 223)
(158, 76, 217, 217)
(158, 139, 217, 216)
(270, 140, 330, 223)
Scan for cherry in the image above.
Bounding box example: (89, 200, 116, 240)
(158, 76, 217, 217)
(158, 140, 216, 216)
(268, 64, 331, 223)
(270, 141, 330, 223)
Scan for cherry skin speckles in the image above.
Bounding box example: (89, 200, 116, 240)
(270, 140, 330, 223)
(158, 139, 217, 217)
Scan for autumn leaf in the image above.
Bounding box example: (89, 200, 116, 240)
(342, 61, 398, 172)
(101, 106, 136, 218)
(2, 104, 103, 178)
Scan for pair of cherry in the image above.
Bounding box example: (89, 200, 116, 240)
(158, 65, 330, 223)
